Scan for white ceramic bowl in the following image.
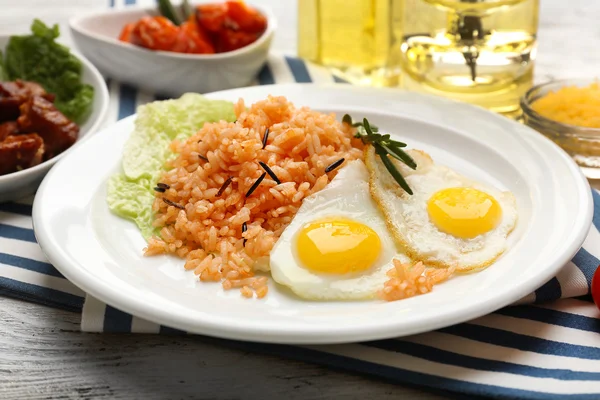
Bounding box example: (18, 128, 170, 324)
(0, 36, 109, 203)
(69, 2, 276, 97)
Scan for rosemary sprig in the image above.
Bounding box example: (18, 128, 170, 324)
(343, 114, 415, 195)
(157, 0, 181, 25)
(157, 0, 193, 25)
(374, 144, 413, 195)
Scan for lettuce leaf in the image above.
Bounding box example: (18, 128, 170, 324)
(107, 93, 236, 240)
(3, 19, 94, 124)
(0, 51, 5, 81)
(107, 176, 158, 240)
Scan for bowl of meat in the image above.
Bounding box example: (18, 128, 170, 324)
(69, 0, 275, 97)
(0, 19, 109, 202)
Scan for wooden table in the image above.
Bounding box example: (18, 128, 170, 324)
(1, 0, 597, 398)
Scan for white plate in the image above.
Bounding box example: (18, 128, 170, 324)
(33, 84, 592, 344)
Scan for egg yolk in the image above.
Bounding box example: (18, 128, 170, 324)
(296, 218, 381, 274)
(427, 187, 502, 239)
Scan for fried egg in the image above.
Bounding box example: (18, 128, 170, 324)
(365, 146, 517, 272)
(269, 160, 409, 300)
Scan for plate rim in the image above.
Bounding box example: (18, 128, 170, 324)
(33, 83, 593, 344)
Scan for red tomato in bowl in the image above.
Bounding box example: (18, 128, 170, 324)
(592, 265, 600, 310)
(119, 22, 139, 44)
(172, 16, 216, 54)
(132, 16, 179, 51)
(226, 0, 267, 33)
(215, 29, 260, 53)
(121, 2, 266, 55)
(196, 3, 229, 32)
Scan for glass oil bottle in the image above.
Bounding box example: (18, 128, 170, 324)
(297, 0, 403, 87)
(399, 0, 539, 117)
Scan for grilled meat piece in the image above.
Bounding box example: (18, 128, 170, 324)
(0, 80, 55, 123)
(18, 96, 78, 160)
(0, 121, 19, 141)
(0, 133, 44, 175)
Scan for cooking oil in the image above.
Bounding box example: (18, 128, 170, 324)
(399, 0, 539, 117)
(297, 0, 402, 87)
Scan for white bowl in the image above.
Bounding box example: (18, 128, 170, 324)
(69, 2, 276, 97)
(0, 36, 109, 203)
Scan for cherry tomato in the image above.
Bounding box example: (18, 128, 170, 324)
(226, 0, 267, 34)
(132, 16, 179, 51)
(216, 28, 259, 53)
(118, 22, 138, 43)
(172, 17, 215, 54)
(196, 4, 228, 32)
(122, 2, 265, 55)
(592, 265, 600, 310)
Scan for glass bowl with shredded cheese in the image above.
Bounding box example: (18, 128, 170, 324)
(521, 79, 600, 179)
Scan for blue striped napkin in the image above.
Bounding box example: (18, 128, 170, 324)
(2, 5, 600, 395)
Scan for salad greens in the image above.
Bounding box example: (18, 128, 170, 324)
(1, 19, 94, 124)
(0, 51, 5, 81)
(107, 93, 236, 239)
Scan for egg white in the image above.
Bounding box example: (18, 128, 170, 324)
(365, 146, 518, 272)
(269, 160, 409, 300)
